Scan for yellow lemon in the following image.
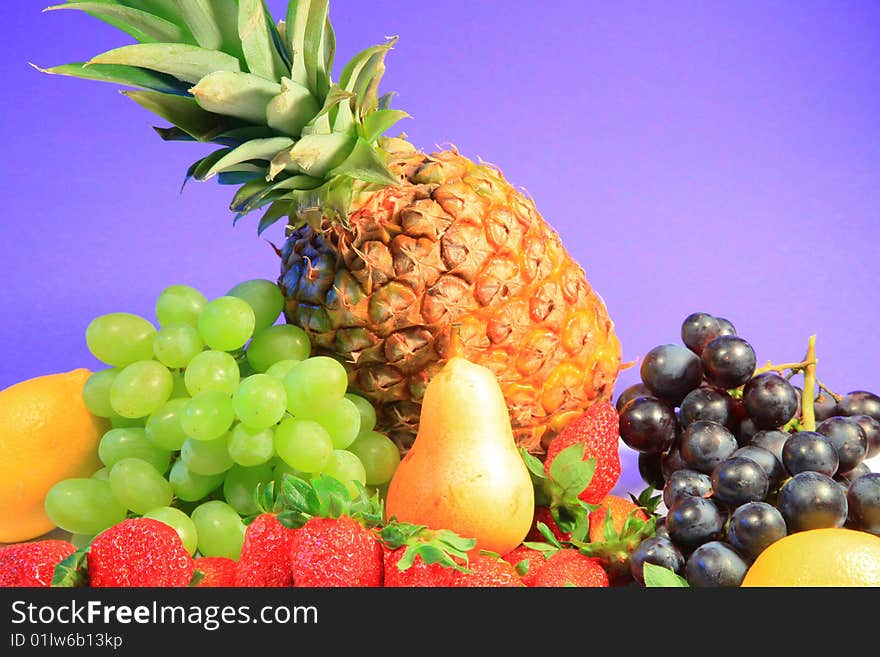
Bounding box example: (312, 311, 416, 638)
(0, 369, 107, 543)
(741, 528, 880, 587)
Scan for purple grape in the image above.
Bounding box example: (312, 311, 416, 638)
(742, 372, 799, 430)
(748, 429, 790, 463)
(816, 416, 867, 474)
(684, 541, 749, 587)
(679, 420, 738, 474)
(727, 501, 787, 560)
(663, 469, 712, 509)
(715, 317, 736, 335)
(660, 446, 687, 480)
(679, 386, 733, 428)
(666, 496, 725, 551)
(630, 536, 685, 585)
(838, 461, 871, 485)
(846, 473, 880, 535)
(734, 416, 759, 446)
(640, 344, 703, 405)
(638, 451, 666, 489)
(777, 471, 848, 533)
(701, 335, 756, 389)
(781, 431, 839, 477)
(681, 312, 722, 356)
(851, 415, 880, 460)
(711, 456, 769, 507)
(733, 444, 784, 489)
(835, 391, 880, 422)
(813, 393, 838, 422)
(619, 396, 678, 454)
(616, 382, 652, 414)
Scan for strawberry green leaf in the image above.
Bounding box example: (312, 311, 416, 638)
(548, 443, 596, 501)
(514, 559, 531, 576)
(51, 545, 90, 588)
(642, 562, 689, 587)
(188, 569, 206, 587)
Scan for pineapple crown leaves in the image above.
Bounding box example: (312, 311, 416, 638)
(379, 520, 476, 574)
(520, 444, 598, 541)
(254, 472, 384, 529)
(38, 0, 410, 232)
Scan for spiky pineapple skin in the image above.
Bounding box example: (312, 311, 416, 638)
(279, 145, 621, 453)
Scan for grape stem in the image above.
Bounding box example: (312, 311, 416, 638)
(752, 359, 817, 377)
(816, 379, 842, 402)
(801, 335, 818, 432)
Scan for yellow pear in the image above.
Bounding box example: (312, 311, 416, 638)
(384, 356, 534, 554)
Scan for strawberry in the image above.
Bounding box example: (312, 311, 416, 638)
(543, 402, 621, 504)
(525, 506, 572, 543)
(451, 552, 524, 587)
(234, 513, 295, 587)
(383, 548, 458, 587)
(572, 488, 661, 582)
(502, 544, 547, 586)
(289, 516, 383, 587)
(588, 494, 649, 544)
(87, 518, 195, 587)
(194, 557, 237, 587)
(379, 522, 474, 587)
(528, 549, 609, 587)
(0, 540, 76, 587)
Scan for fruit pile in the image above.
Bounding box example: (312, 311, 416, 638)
(42, 279, 400, 561)
(619, 312, 880, 586)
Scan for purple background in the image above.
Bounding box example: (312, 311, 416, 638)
(3, 2, 879, 494)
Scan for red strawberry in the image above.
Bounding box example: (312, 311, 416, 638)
(502, 544, 547, 586)
(0, 540, 76, 587)
(588, 495, 649, 544)
(544, 402, 621, 504)
(383, 548, 457, 587)
(451, 552, 524, 587)
(235, 514, 295, 587)
(194, 557, 237, 587)
(528, 549, 609, 587)
(289, 516, 383, 587)
(526, 506, 572, 542)
(87, 518, 195, 587)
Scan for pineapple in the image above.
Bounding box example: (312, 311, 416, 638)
(42, 0, 622, 452)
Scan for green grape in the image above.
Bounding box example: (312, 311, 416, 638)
(90, 467, 110, 481)
(44, 478, 127, 536)
(320, 450, 367, 499)
(109, 360, 173, 419)
(145, 398, 190, 451)
(283, 356, 348, 419)
(345, 393, 377, 434)
(228, 423, 275, 467)
(181, 390, 235, 441)
(143, 506, 199, 555)
(265, 359, 301, 381)
(169, 370, 189, 398)
(82, 368, 119, 418)
(153, 323, 204, 368)
(181, 434, 234, 476)
(316, 397, 361, 449)
(168, 460, 224, 502)
(347, 430, 401, 485)
(155, 284, 207, 328)
(197, 296, 255, 352)
(70, 534, 95, 549)
(227, 279, 284, 332)
(190, 500, 246, 560)
(108, 457, 173, 514)
(109, 415, 145, 429)
(223, 463, 274, 516)
(184, 350, 240, 396)
(98, 427, 172, 474)
(245, 325, 310, 372)
(85, 312, 157, 367)
(232, 374, 287, 429)
(274, 417, 333, 472)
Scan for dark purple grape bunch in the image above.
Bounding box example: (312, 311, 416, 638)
(620, 312, 880, 587)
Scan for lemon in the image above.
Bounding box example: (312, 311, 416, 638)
(0, 369, 107, 543)
(741, 528, 880, 587)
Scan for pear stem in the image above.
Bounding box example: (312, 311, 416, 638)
(448, 324, 465, 359)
